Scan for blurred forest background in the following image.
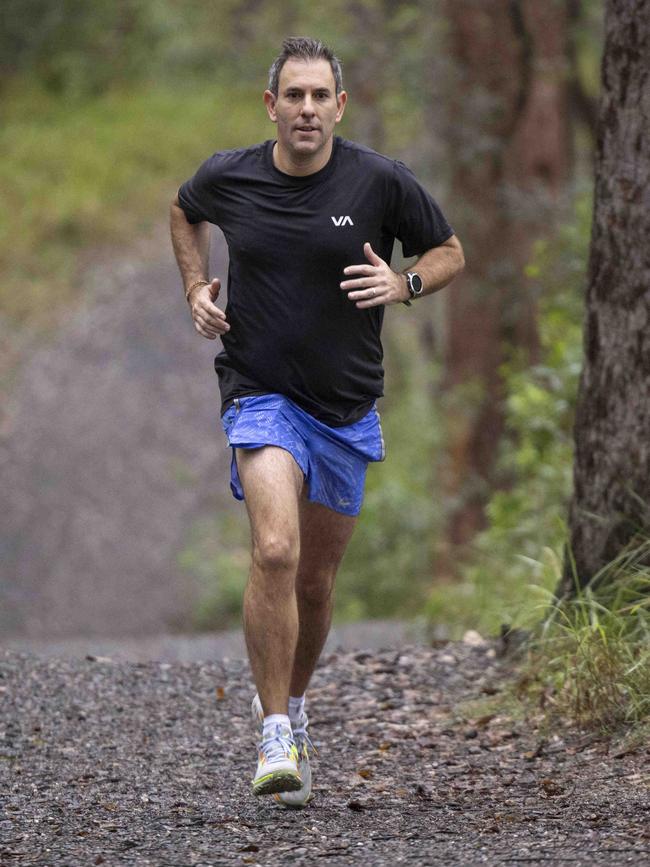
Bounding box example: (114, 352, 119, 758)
(0, 0, 605, 641)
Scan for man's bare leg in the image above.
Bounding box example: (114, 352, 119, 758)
(289, 495, 357, 698)
(236, 446, 304, 717)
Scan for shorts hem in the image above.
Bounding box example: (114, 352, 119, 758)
(306, 491, 362, 517)
(228, 441, 309, 479)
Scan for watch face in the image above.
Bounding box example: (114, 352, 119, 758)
(409, 272, 423, 295)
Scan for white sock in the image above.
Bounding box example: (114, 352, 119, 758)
(288, 694, 306, 724)
(262, 713, 291, 739)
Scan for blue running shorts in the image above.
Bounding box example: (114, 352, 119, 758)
(220, 393, 385, 516)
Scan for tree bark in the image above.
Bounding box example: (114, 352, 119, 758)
(558, 0, 650, 595)
(437, 0, 573, 572)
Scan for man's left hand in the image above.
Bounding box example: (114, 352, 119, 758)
(340, 242, 410, 308)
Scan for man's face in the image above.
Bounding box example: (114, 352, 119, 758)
(264, 59, 347, 163)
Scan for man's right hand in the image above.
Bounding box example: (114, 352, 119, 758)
(187, 278, 230, 339)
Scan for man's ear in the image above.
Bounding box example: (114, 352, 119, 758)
(335, 90, 347, 123)
(264, 90, 277, 123)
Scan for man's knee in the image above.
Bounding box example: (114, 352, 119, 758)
(296, 569, 336, 607)
(252, 533, 300, 577)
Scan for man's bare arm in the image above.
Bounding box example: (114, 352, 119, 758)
(407, 234, 465, 300)
(169, 193, 229, 339)
(341, 234, 465, 309)
(170, 193, 211, 292)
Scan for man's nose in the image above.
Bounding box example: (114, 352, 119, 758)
(301, 96, 315, 116)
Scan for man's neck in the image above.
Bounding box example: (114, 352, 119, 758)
(272, 140, 334, 176)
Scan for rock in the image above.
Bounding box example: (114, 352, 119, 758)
(462, 630, 486, 647)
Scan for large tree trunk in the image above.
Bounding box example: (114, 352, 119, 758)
(436, 0, 573, 574)
(558, 0, 650, 596)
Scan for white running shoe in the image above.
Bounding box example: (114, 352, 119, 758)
(252, 694, 315, 807)
(251, 721, 302, 796)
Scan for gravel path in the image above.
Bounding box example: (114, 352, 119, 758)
(1, 639, 648, 866)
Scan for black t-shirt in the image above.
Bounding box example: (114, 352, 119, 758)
(177, 136, 454, 426)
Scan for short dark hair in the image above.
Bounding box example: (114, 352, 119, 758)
(268, 37, 343, 96)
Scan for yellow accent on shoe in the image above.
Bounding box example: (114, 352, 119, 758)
(252, 768, 303, 796)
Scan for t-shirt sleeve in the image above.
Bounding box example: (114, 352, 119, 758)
(387, 160, 454, 257)
(177, 154, 222, 225)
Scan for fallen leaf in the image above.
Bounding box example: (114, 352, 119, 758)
(540, 777, 564, 796)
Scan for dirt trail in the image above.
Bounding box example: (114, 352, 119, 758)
(0, 227, 233, 639)
(1, 638, 648, 866)
(2, 619, 430, 663)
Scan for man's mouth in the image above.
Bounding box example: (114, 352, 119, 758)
(296, 126, 318, 132)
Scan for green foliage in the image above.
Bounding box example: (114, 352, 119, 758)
(0, 80, 268, 325)
(569, 0, 606, 98)
(1, 0, 167, 96)
(516, 534, 650, 732)
(0, 0, 255, 97)
(426, 185, 593, 636)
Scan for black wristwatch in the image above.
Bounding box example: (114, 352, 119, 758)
(402, 271, 423, 307)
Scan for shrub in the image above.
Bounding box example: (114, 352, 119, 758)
(426, 185, 591, 636)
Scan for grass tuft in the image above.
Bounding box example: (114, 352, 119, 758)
(515, 533, 650, 733)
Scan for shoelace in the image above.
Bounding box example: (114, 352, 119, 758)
(259, 724, 296, 763)
(292, 713, 318, 757)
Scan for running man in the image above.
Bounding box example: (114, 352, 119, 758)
(170, 36, 464, 806)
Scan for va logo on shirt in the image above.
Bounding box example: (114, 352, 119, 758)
(331, 215, 354, 226)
